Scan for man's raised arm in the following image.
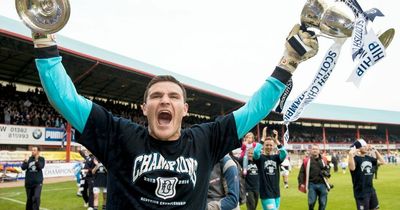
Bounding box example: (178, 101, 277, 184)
(233, 24, 318, 139)
(33, 33, 92, 133)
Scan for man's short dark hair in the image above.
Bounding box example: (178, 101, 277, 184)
(143, 75, 187, 103)
(32, 146, 40, 151)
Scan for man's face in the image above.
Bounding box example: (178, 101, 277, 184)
(248, 148, 254, 160)
(359, 145, 368, 154)
(264, 140, 274, 154)
(31, 147, 39, 157)
(142, 81, 188, 141)
(311, 145, 320, 157)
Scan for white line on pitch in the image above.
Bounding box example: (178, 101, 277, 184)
(0, 197, 50, 210)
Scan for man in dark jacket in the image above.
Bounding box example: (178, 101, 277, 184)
(21, 146, 45, 210)
(297, 144, 330, 210)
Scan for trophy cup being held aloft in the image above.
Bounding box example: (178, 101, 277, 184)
(15, 0, 71, 48)
(281, 0, 395, 145)
(15, 0, 70, 34)
(289, 0, 353, 56)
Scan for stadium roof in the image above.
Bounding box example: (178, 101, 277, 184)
(1, 15, 400, 125)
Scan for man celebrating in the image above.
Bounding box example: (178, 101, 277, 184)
(349, 139, 385, 210)
(251, 130, 287, 210)
(31, 23, 317, 209)
(21, 146, 45, 210)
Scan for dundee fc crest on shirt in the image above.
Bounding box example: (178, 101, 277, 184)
(156, 177, 178, 199)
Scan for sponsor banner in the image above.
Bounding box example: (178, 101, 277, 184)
(45, 127, 75, 142)
(0, 124, 45, 144)
(2, 162, 81, 179)
(41, 162, 80, 178)
(286, 143, 396, 150)
(0, 151, 84, 161)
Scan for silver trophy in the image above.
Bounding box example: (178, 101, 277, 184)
(301, 0, 353, 38)
(15, 0, 71, 34)
(290, 0, 353, 55)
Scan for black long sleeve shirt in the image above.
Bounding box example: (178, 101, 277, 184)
(21, 156, 45, 188)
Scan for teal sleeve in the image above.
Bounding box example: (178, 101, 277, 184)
(253, 143, 263, 160)
(233, 77, 286, 139)
(279, 146, 288, 161)
(35, 56, 92, 133)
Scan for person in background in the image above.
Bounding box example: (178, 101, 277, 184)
(79, 150, 95, 209)
(207, 154, 240, 210)
(298, 144, 330, 210)
(281, 155, 291, 189)
(349, 139, 385, 210)
(331, 152, 339, 173)
(244, 148, 260, 210)
(73, 160, 83, 196)
(92, 157, 108, 210)
(251, 130, 287, 210)
(21, 146, 45, 210)
(241, 132, 257, 176)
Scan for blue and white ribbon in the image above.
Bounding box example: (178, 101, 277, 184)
(282, 38, 346, 145)
(335, 0, 384, 60)
(347, 29, 386, 87)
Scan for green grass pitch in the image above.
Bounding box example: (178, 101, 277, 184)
(1, 165, 399, 210)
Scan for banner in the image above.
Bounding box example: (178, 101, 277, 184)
(1, 162, 81, 179)
(45, 127, 75, 141)
(0, 151, 84, 161)
(0, 124, 45, 144)
(284, 143, 396, 150)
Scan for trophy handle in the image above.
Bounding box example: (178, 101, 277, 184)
(15, 0, 71, 34)
(378, 28, 395, 49)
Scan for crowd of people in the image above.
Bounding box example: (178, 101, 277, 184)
(0, 83, 211, 129)
(2, 82, 400, 146)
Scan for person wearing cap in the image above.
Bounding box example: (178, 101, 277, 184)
(348, 139, 385, 210)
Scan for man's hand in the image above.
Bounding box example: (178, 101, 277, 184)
(279, 24, 319, 73)
(272, 129, 280, 145)
(24, 154, 28, 162)
(349, 148, 358, 157)
(207, 200, 221, 210)
(32, 32, 57, 48)
(367, 145, 377, 153)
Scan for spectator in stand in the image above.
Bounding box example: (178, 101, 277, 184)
(21, 146, 45, 210)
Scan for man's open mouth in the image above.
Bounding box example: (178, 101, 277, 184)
(158, 111, 172, 126)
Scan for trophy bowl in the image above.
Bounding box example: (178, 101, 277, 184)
(320, 6, 353, 38)
(300, 0, 353, 38)
(15, 0, 70, 34)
